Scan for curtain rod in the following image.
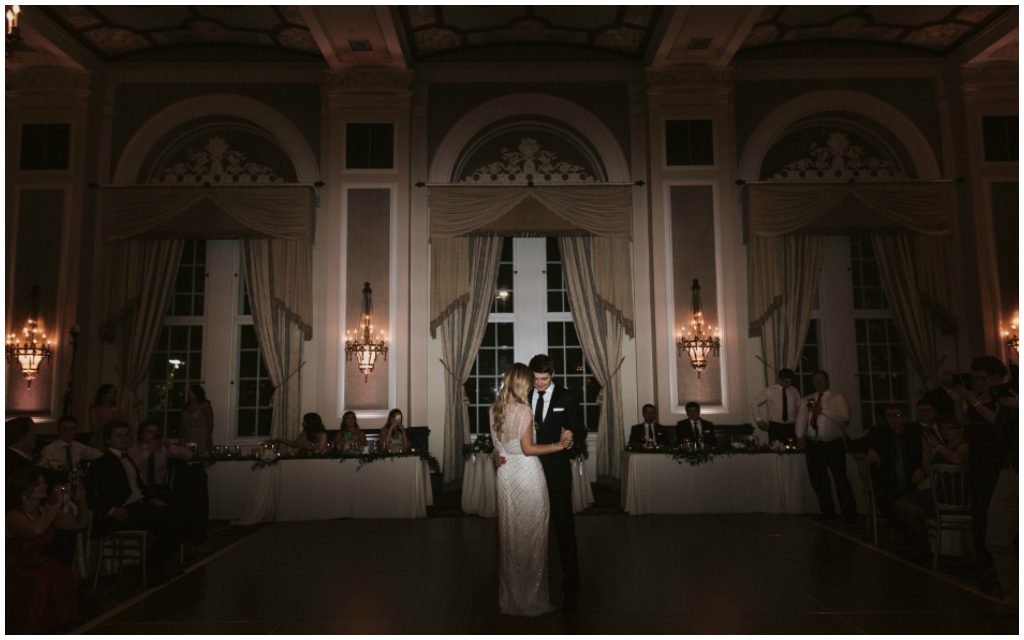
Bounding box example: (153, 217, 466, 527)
(734, 178, 961, 186)
(415, 180, 644, 188)
(90, 181, 325, 189)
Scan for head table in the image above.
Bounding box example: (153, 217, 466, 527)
(205, 455, 434, 524)
(623, 450, 863, 515)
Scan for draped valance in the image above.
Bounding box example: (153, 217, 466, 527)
(428, 185, 634, 338)
(98, 185, 315, 242)
(97, 184, 316, 340)
(745, 181, 956, 238)
(429, 185, 632, 240)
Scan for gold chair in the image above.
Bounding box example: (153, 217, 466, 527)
(853, 456, 878, 545)
(927, 463, 972, 571)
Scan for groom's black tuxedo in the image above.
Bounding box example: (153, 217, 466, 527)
(529, 384, 585, 600)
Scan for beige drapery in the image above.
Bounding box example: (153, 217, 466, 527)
(99, 185, 315, 241)
(102, 239, 184, 425)
(241, 239, 307, 441)
(439, 237, 503, 486)
(744, 181, 957, 384)
(429, 185, 634, 337)
(560, 237, 625, 481)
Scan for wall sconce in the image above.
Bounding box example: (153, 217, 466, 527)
(344, 282, 388, 382)
(5, 5, 22, 57)
(676, 279, 720, 379)
(6, 286, 54, 388)
(1002, 311, 1018, 354)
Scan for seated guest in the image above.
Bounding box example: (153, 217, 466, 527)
(40, 415, 103, 471)
(893, 418, 969, 560)
(129, 420, 193, 500)
(629, 404, 675, 448)
(6, 466, 88, 633)
(88, 383, 124, 451)
(381, 408, 410, 453)
(6, 416, 36, 477)
(335, 411, 367, 452)
(849, 405, 924, 524)
(274, 413, 329, 453)
(676, 402, 717, 449)
(85, 421, 186, 584)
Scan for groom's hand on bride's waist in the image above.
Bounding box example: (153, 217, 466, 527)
(491, 449, 506, 468)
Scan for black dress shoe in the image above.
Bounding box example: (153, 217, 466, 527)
(561, 594, 578, 613)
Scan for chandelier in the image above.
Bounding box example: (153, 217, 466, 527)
(5, 5, 22, 56)
(6, 287, 54, 388)
(676, 279, 720, 379)
(344, 282, 388, 382)
(1002, 311, 1019, 354)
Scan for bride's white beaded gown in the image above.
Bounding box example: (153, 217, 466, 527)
(490, 402, 555, 616)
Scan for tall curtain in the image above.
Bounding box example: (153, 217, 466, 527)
(439, 237, 503, 485)
(105, 239, 184, 425)
(753, 235, 827, 383)
(560, 237, 625, 481)
(871, 234, 940, 382)
(241, 239, 307, 441)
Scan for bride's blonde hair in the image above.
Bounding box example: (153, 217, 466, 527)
(491, 363, 533, 440)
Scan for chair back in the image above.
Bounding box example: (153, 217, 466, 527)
(854, 456, 876, 502)
(930, 464, 970, 515)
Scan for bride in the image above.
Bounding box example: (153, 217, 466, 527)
(490, 362, 572, 616)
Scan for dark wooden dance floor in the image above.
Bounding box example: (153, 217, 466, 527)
(83, 514, 1016, 635)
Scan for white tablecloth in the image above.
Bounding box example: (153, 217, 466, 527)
(461, 455, 594, 517)
(623, 452, 862, 515)
(207, 457, 433, 523)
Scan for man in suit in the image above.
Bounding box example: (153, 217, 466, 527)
(39, 415, 103, 471)
(86, 420, 186, 584)
(676, 402, 718, 449)
(796, 370, 858, 524)
(493, 354, 586, 612)
(849, 405, 924, 526)
(6, 416, 36, 477)
(750, 368, 802, 444)
(629, 404, 676, 448)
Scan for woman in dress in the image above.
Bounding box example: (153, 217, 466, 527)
(335, 411, 367, 452)
(181, 384, 214, 453)
(6, 467, 89, 633)
(88, 384, 124, 451)
(277, 412, 328, 453)
(490, 363, 572, 616)
(380, 408, 409, 453)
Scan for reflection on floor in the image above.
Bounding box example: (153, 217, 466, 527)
(83, 514, 1016, 635)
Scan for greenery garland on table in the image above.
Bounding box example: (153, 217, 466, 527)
(195, 450, 441, 474)
(624, 443, 801, 467)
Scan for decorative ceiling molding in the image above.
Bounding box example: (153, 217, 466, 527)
(772, 132, 905, 181)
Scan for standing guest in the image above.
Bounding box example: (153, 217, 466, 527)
(6, 467, 88, 634)
(849, 405, 923, 525)
(335, 411, 367, 452)
(6, 416, 36, 477)
(88, 384, 124, 451)
(676, 402, 718, 450)
(913, 399, 941, 444)
(629, 404, 674, 448)
(380, 409, 410, 453)
(796, 370, 858, 524)
(85, 420, 186, 585)
(181, 384, 214, 454)
(949, 355, 1015, 566)
(40, 415, 103, 471)
(750, 368, 802, 444)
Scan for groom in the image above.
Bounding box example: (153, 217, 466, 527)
(494, 354, 586, 612)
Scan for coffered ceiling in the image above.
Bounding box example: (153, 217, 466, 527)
(10, 5, 1018, 70)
